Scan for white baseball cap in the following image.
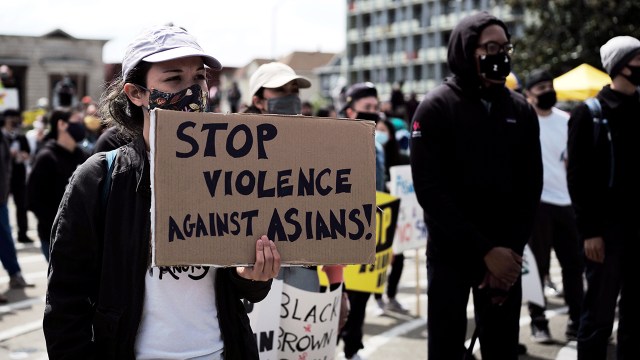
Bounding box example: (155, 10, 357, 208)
(249, 62, 311, 97)
(121, 25, 222, 79)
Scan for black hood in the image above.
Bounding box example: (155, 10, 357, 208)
(447, 11, 511, 87)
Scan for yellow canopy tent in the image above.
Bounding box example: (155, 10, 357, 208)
(553, 63, 611, 101)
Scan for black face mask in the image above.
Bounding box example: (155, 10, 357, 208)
(354, 112, 380, 122)
(536, 90, 557, 110)
(478, 53, 512, 81)
(67, 122, 86, 143)
(624, 65, 640, 86)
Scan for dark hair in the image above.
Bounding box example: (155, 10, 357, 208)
(44, 109, 73, 141)
(99, 61, 152, 138)
(315, 108, 330, 117)
(243, 87, 265, 114)
(525, 69, 554, 90)
(3, 109, 20, 118)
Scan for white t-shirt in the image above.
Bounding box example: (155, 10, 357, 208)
(538, 107, 572, 206)
(135, 266, 223, 360)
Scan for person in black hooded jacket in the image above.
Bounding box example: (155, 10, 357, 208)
(567, 35, 640, 360)
(409, 11, 542, 359)
(26, 108, 89, 261)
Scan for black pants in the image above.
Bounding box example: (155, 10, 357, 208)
(528, 202, 584, 325)
(37, 220, 51, 262)
(9, 165, 29, 240)
(374, 253, 405, 300)
(341, 290, 371, 358)
(427, 256, 522, 360)
(577, 225, 640, 360)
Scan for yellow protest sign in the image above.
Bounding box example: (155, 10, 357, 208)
(319, 192, 400, 293)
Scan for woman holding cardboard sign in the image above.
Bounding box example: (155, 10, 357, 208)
(42, 25, 281, 360)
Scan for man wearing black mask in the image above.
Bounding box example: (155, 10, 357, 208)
(523, 69, 583, 344)
(567, 35, 640, 360)
(410, 11, 542, 359)
(341, 82, 386, 193)
(339, 81, 385, 360)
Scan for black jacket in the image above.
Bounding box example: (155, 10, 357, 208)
(27, 139, 89, 227)
(409, 12, 542, 282)
(567, 85, 640, 240)
(0, 135, 11, 203)
(43, 135, 271, 360)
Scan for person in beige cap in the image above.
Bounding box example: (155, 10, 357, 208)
(245, 61, 351, 340)
(43, 24, 281, 360)
(567, 35, 640, 360)
(245, 62, 311, 115)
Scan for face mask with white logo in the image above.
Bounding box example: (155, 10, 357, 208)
(478, 53, 512, 81)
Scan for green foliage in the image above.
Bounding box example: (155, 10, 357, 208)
(506, 0, 640, 79)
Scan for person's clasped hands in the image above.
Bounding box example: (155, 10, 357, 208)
(479, 246, 522, 305)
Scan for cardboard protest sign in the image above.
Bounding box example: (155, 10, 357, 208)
(245, 280, 341, 360)
(522, 244, 545, 307)
(150, 110, 377, 266)
(335, 192, 400, 294)
(0, 88, 19, 112)
(388, 165, 428, 252)
(277, 283, 341, 359)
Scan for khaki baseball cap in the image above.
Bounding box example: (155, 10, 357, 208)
(249, 62, 311, 97)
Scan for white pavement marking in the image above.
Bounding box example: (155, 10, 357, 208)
(555, 320, 619, 360)
(557, 340, 577, 359)
(0, 271, 48, 285)
(14, 254, 46, 264)
(359, 317, 427, 358)
(0, 297, 45, 315)
(0, 320, 43, 342)
(465, 306, 570, 355)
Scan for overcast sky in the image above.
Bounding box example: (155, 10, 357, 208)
(0, 0, 346, 68)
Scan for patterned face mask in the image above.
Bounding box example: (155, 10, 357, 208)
(140, 83, 208, 112)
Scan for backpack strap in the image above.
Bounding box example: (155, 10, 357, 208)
(584, 97, 603, 145)
(584, 97, 615, 188)
(101, 148, 118, 211)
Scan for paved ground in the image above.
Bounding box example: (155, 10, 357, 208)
(1, 201, 619, 359)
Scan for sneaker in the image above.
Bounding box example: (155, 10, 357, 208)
(0, 293, 8, 304)
(565, 320, 578, 341)
(17, 236, 34, 244)
(386, 298, 409, 313)
(347, 354, 365, 360)
(372, 297, 386, 316)
(544, 277, 563, 297)
(531, 323, 553, 344)
(9, 274, 35, 289)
